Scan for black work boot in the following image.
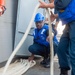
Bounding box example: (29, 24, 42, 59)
(43, 57, 50, 68)
(40, 58, 47, 65)
(40, 57, 50, 68)
(60, 69, 68, 75)
(40, 55, 49, 65)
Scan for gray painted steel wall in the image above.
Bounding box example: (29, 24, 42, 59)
(0, 0, 18, 63)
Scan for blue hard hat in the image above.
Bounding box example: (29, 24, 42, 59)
(34, 13, 45, 22)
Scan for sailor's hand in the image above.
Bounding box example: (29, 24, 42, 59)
(28, 54, 34, 61)
(0, 5, 6, 16)
(46, 33, 54, 42)
(50, 11, 56, 22)
(50, 11, 58, 22)
(39, 0, 47, 8)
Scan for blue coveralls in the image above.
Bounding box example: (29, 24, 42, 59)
(57, 22, 75, 75)
(56, 0, 75, 74)
(28, 24, 58, 59)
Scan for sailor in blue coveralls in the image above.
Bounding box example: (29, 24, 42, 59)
(28, 13, 58, 68)
(38, 0, 75, 74)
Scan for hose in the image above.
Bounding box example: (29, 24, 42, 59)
(2, 3, 40, 75)
(46, 8, 54, 75)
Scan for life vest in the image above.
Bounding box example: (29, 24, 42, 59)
(33, 24, 49, 47)
(58, 0, 75, 24)
(0, 0, 5, 6)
